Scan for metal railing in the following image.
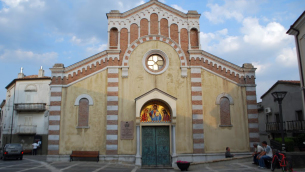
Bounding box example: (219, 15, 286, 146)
(266, 121, 305, 133)
(270, 139, 282, 150)
(286, 120, 305, 131)
(16, 125, 37, 134)
(14, 103, 46, 112)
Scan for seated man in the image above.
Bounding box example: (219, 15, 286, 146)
(258, 141, 273, 169)
(252, 143, 263, 165)
(225, 147, 234, 158)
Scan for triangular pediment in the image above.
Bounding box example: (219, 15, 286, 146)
(122, 0, 187, 18)
(107, 0, 200, 19)
(135, 88, 177, 101)
(135, 88, 177, 119)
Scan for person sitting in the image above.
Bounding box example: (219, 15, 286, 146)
(252, 143, 263, 165)
(257, 141, 273, 169)
(225, 147, 234, 158)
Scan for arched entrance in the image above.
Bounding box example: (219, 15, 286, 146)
(140, 100, 171, 167)
(134, 88, 177, 167)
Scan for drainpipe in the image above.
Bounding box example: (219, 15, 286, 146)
(291, 28, 305, 112)
(10, 84, 16, 143)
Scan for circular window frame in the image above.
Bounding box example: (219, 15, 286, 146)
(142, 50, 169, 75)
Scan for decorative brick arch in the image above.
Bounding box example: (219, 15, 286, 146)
(122, 35, 187, 67)
(74, 94, 94, 106)
(215, 93, 234, 105)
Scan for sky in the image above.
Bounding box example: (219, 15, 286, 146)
(0, 0, 304, 102)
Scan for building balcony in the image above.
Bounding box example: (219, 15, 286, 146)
(14, 103, 46, 112)
(16, 125, 37, 134)
(266, 121, 305, 133)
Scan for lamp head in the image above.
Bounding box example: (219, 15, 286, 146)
(271, 91, 287, 102)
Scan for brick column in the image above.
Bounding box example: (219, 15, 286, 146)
(191, 67, 204, 153)
(246, 86, 259, 151)
(106, 67, 119, 155)
(48, 85, 62, 155)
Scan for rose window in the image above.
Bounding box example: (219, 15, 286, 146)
(147, 55, 164, 71)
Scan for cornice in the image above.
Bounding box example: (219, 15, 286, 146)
(200, 50, 243, 71)
(287, 11, 305, 35)
(121, 0, 188, 18)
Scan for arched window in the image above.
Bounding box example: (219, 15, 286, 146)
(216, 93, 234, 126)
(220, 97, 231, 126)
(109, 27, 118, 49)
(78, 98, 89, 127)
(190, 28, 199, 49)
(74, 94, 93, 128)
(25, 84, 37, 92)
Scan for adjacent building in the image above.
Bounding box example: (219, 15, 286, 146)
(1, 67, 51, 154)
(0, 100, 5, 146)
(258, 80, 304, 144)
(287, 11, 305, 119)
(47, 0, 258, 166)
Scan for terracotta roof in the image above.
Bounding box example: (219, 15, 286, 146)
(260, 80, 301, 99)
(21, 75, 50, 79)
(278, 80, 300, 84)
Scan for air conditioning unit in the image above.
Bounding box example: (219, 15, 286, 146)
(265, 107, 271, 114)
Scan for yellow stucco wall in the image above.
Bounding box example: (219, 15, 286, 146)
(59, 40, 249, 155)
(201, 70, 249, 153)
(59, 70, 108, 154)
(118, 41, 193, 154)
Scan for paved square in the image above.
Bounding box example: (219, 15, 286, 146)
(0, 155, 304, 172)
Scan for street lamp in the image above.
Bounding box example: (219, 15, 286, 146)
(271, 91, 287, 152)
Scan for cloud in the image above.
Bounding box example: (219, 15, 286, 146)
(1, 0, 28, 8)
(241, 17, 292, 46)
(171, 4, 187, 13)
(200, 29, 240, 53)
(276, 47, 297, 67)
(86, 44, 107, 56)
(136, 0, 145, 6)
(251, 62, 271, 75)
(55, 38, 64, 42)
(201, 17, 293, 59)
(71, 36, 99, 45)
(0, 49, 58, 65)
(200, 16, 299, 100)
(203, 0, 262, 24)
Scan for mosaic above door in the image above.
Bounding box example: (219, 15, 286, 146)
(140, 101, 171, 123)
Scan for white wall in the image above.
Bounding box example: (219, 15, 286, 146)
(1, 79, 51, 137)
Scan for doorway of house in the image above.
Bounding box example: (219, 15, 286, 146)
(142, 126, 171, 167)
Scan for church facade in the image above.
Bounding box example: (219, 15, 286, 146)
(47, 0, 259, 166)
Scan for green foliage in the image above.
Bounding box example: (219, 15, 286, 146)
(293, 134, 305, 148)
(274, 137, 295, 152)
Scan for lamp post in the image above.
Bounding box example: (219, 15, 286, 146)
(271, 91, 287, 152)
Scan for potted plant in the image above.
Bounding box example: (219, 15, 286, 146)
(176, 160, 190, 171)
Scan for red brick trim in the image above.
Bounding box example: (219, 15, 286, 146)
(193, 139, 204, 143)
(49, 120, 60, 125)
(48, 150, 59, 155)
(106, 150, 118, 155)
(106, 68, 119, 155)
(50, 111, 61, 115)
(191, 68, 204, 154)
(246, 86, 259, 151)
(51, 92, 62, 96)
(49, 130, 60, 135)
(107, 110, 119, 115)
(106, 140, 118, 145)
(48, 140, 59, 145)
(193, 149, 204, 153)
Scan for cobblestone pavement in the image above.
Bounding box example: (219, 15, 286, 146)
(0, 155, 304, 172)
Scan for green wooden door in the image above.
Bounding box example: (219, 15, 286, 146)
(142, 126, 170, 167)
